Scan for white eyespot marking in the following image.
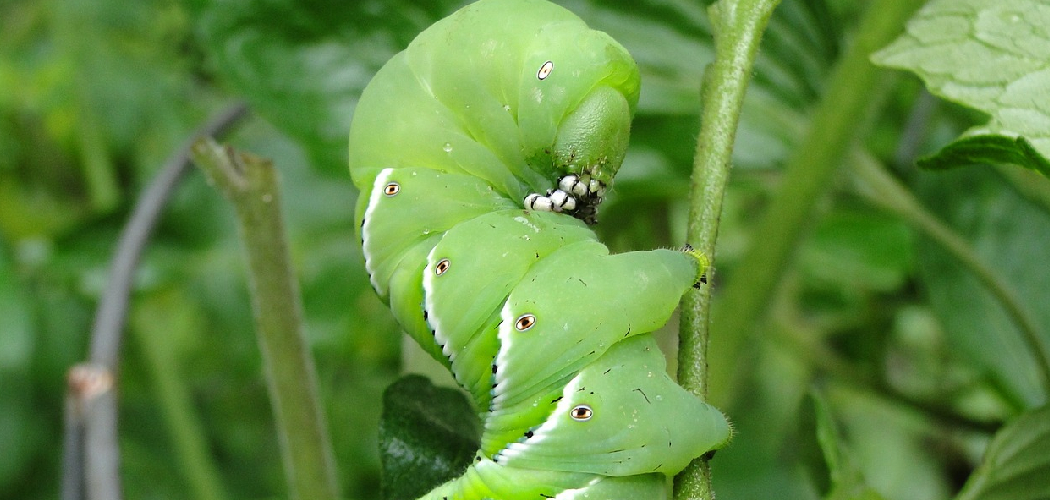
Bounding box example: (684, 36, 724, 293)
(570, 404, 593, 421)
(515, 314, 536, 331)
(435, 258, 450, 276)
(537, 60, 554, 80)
(383, 182, 400, 196)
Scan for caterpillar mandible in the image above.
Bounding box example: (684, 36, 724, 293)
(348, 0, 731, 498)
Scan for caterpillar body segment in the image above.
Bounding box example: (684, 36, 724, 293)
(348, 0, 730, 498)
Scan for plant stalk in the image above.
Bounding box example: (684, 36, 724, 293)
(674, 0, 781, 498)
(67, 103, 248, 500)
(704, 0, 925, 409)
(191, 139, 340, 500)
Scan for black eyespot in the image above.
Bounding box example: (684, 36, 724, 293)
(515, 314, 536, 331)
(384, 182, 400, 196)
(570, 404, 592, 421)
(435, 258, 450, 275)
(537, 60, 553, 80)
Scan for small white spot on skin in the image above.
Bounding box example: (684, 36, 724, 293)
(362, 168, 395, 294)
(512, 216, 542, 233)
(531, 87, 543, 104)
(537, 60, 554, 80)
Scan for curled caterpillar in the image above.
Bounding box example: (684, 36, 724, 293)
(348, 0, 731, 498)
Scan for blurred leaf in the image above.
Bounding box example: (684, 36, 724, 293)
(811, 392, 888, 500)
(873, 0, 1050, 175)
(379, 375, 479, 500)
(1, 0, 218, 230)
(956, 405, 1050, 500)
(0, 243, 40, 490)
(562, 0, 714, 115)
(800, 209, 914, 292)
(914, 167, 1050, 407)
(188, 0, 465, 174)
(0, 246, 34, 373)
(127, 289, 225, 500)
(0, 177, 88, 239)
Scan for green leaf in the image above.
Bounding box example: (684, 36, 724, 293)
(917, 135, 1050, 177)
(379, 375, 480, 500)
(872, 0, 1050, 175)
(956, 405, 1050, 500)
(913, 167, 1050, 407)
(800, 209, 914, 292)
(810, 392, 889, 500)
(188, 0, 463, 174)
(0, 244, 40, 490)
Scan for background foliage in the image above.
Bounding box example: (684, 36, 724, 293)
(1, 0, 1048, 498)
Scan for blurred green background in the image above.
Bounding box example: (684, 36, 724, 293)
(1, 0, 1048, 498)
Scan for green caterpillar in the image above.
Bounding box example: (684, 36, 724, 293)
(348, 0, 731, 497)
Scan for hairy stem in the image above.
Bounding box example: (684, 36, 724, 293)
(190, 139, 340, 500)
(674, 0, 781, 498)
(704, 0, 924, 409)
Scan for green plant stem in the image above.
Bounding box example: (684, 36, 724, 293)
(851, 151, 1050, 397)
(674, 0, 781, 498)
(705, 0, 925, 409)
(191, 139, 340, 500)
